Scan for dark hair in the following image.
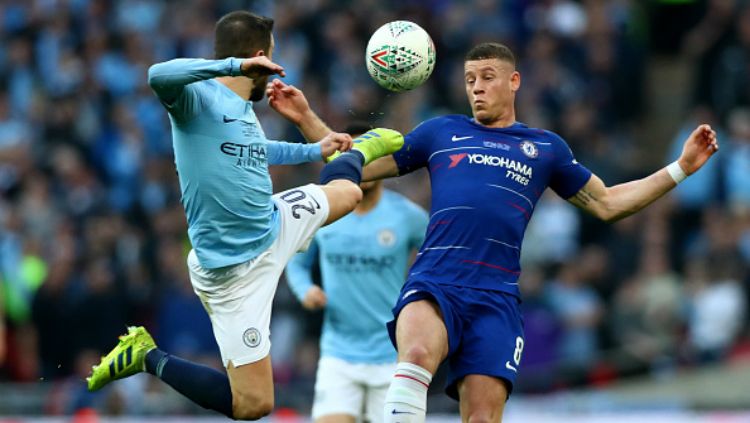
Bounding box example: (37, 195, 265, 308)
(465, 42, 516, 67)
(214, 11, 274, 59)
(344, 121, 373, 136)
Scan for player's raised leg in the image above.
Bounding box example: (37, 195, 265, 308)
(384, 299, 449, 423)
(319, 128, 404, 224)
(88, 327, 236, 418)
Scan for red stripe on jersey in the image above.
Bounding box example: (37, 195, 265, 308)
(462, 260, 521, 275)
(506, 202, 531, 220)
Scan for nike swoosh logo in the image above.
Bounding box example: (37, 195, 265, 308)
(391, 409, 416, 415)
(505, 361, 517, 372)
(223, 116, 238, 123)
(451, 135, 473, 142)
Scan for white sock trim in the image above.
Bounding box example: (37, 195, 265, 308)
(395, 362, 432, 386)
(384, 362, 433, 420)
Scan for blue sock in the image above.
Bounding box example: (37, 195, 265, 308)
(320, 151, 364, 184)
(145, 349, 233, 418)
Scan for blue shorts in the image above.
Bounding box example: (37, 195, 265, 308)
(386, 279, 524, 400)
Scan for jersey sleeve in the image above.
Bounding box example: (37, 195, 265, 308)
(547, 132, 593, 199)
(267, 141, 322, 165)
(147, 58, 242, 120)
(392, 118, 440, 175)
(285, 237, 319, 302)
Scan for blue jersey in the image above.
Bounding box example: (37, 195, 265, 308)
(393, 115, 591, 297)
(286, 190, 428, 363)
(148, 58, 322, 269)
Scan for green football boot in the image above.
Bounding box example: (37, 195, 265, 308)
(326, 128, 404, 165)
(87, 326, 156, 391)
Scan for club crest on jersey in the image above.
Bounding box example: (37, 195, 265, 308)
(519, 141, 538, 159)
(378, 229, 396, 247)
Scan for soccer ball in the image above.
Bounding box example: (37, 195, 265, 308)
(366, 21, 436, 92)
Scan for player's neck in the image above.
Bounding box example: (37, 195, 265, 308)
(216, 76, 253, 101)
(477, 111, 517, 128)
(354, 188, 382, 215)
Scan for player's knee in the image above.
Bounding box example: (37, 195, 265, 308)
(400, 344, 434, 368)
(344, 182, 363, 205)
(335, 181, 363, 210)
(231, 393, 274, 421)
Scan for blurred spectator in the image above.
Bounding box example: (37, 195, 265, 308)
(685, 253, 747, 363)
(610, 244, 684, 375)
(521, 192, 581, 265)
(0, 90, 32, 193)
(154, 239, 219, 363)
(713, 5, 750, 119)
(724, 108, 750, 215)
(681, 0, 737, 111)
(518, 266, 562, 391)
(546, 260, 603, 367)
(0, 278, 5, 368)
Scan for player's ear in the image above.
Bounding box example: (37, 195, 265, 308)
(510, 71, 521, 92)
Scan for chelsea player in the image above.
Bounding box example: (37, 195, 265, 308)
(286, 123, 429, 423)
(354, 43, 717, 422)
(85, 11, 403, 420)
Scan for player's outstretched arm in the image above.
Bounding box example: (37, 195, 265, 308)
(569, 124, 718, 222)
(266, 79, 332, 142)
(266, 132, 352, 165)
(148, 57, 284, 105)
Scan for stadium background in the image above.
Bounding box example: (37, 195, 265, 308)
(0, 0, 748, 421)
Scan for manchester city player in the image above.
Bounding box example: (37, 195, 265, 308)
(85, 11, 403, 420)
(286, 123, 429, 423)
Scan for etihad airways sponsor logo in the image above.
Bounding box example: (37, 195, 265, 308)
(220, 142, 267, 168)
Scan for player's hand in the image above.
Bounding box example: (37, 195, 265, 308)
(240, 56, 285, 79)
(318, 131, 353, 160)
(678, 124, 719, 175)
(302, 286, 327, 310)
(266, 79, 312, 125)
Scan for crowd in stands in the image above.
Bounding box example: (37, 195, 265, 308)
(0, 0, 748, 415)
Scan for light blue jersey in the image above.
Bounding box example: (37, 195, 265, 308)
(148, 58, 322, 269)
(286, 190, 428, 363)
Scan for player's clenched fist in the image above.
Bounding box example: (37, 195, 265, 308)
(678, 124, 719, 175)
(240, 56, 285, 79)
(302, 285, 327, 310)
(318, 132, 353, 160)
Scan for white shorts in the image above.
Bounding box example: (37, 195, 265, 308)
(312, 356, 396, 422)
(187, 184, 330, 367)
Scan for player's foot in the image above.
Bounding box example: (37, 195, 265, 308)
(326, 128, 404, 165)
(87, 326, 156, 391)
